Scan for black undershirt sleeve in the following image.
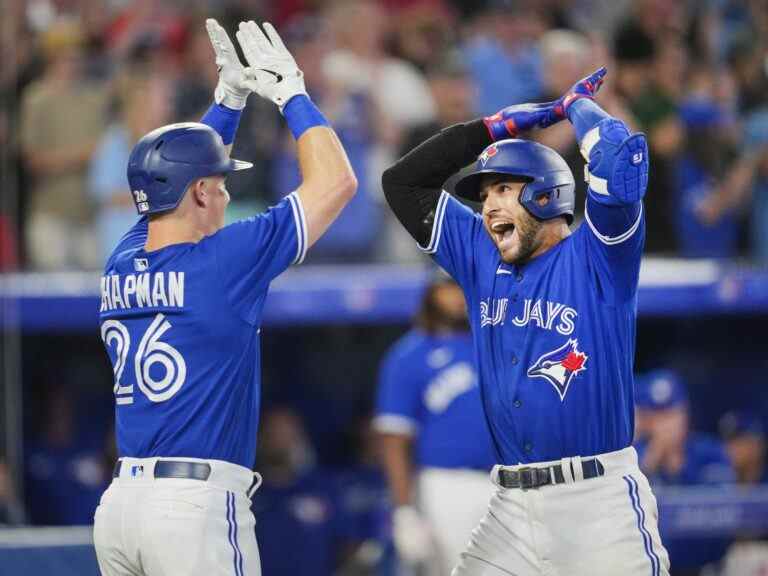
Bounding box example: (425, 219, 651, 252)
(382, 119, 493, 247)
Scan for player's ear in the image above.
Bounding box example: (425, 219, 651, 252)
(191, 178, 208, 209)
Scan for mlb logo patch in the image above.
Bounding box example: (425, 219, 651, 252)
(131, 465, 144, 478)
(134, 258, 149, 271)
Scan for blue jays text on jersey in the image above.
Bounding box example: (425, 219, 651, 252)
(99, 192, 308, 468)
(374, 330, 496, 470)
(420, 191, 644, 464)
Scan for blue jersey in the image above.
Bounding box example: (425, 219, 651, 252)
(374, 330, 496, 470)
(422, 193, 644, 464)
(98, 193, 308, 468)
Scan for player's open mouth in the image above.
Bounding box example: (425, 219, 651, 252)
(490, 221, 515, 245)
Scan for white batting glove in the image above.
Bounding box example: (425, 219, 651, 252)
(392, 505, 434, 565)
(235, 21, 307, 111)
(206, 18, 258, 110)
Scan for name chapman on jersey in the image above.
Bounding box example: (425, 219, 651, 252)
(100, 272, 185, 312)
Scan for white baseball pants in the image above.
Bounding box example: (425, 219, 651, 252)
(94, 457, 260, 576)
(451, 447, 670, 576)
(417, 467, 497, 575)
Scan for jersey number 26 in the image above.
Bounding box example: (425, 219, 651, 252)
(100, 313, 187, 405)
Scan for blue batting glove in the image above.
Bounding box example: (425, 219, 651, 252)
(483, 101, 562, 141)
(552, 66, 607, 121)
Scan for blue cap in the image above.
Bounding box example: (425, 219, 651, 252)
(634, 369, 688, 410)
(453, 139, 575, 223)
(679, 99, 728, 129)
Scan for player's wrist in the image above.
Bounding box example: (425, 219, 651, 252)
(200, 102, 243, 146)
(483, 111, 519, 141)
(214, 81, 250, 111)
(283, 94, 329, 140)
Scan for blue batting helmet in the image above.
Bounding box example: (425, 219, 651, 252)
(127, 122, 253, 215)
(453, 139, 575, 223)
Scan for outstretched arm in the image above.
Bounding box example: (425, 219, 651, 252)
(236, 21, 356, 248)
(557, 69, 648, 301)
(199, 19, 258, 150)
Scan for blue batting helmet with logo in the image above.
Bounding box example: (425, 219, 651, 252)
(453, 139, 575, 223)
(127, 122, 253, 215)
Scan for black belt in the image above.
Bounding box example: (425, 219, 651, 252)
(497, 458, 605, 490)
(113, 459, 211, 481)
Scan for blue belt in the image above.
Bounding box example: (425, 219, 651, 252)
(498, 457, 605, 490)
(113, 459, 211, 481)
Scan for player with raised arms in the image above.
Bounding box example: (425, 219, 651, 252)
(94, 19, 356, 576)
(383, 68, 670, 575)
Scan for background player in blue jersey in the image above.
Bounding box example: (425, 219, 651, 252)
(383, 66, 670, 575)
(634, 369, 735, 576)
(94, 19, 356, 576)
(374, 276, 496, 574)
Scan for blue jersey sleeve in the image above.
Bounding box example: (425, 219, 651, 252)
(210, 192, 308, 324)
(575, 196, 645, 304)
(104, 216, 148, 272)
(374, 346, 422, 436)
(419, 192, 486, 291)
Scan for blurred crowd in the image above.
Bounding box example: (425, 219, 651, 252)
(1, 0, 767, 271)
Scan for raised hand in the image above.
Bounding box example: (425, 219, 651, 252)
(235, 21, 307, 110)
(484, 101, 563, 141)
(206, 18, 258, 110)
(552, 66, 608, 120)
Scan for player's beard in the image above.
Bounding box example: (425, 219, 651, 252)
(498, 211, 542, 265)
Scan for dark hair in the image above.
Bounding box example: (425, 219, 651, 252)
(414, 277, 461, 333)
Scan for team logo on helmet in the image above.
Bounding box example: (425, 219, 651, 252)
(479, 144, 499, 167)
(527, 339, 588, 401)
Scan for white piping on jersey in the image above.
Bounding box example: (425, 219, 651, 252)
(580, 126, 610, 196)
(579, 125, 601, 160)
(418, 190, 450, 254)
(584, 201, 643, 246)
(372, 413, 418, 436)
(288, 192, 308, 265)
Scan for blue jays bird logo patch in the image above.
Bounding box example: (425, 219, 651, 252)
(479, 144, 498, 167)
(527, 339, 588, 401)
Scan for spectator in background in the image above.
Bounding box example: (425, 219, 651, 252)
(20, 19, 108, 270)
(744, 110, 768, 264)
(387, 0, 456, 73)
(323, 0, 435, 137)
(252, 407, 347, 576)
(385, 52, 475, 262)
(175, 14, 277, 207)
(461, 0, 545, 115)
(374, 276, 495, 574)
(271, 14, 383, 262)
(334, 416, 394, 576)
(88, 68, 171, 262)
(673, 67, 742, 259)
(625, 35, 686, 253)
(533, 29, 592, 220)
(0, 213, 19, 271)
(634, 369, 736, 576)
(719, 411, 766, 485)
(25, 385, 110, 525)
(398, 52, 475, 155)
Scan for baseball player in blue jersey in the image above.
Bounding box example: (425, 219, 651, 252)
(374, 276, 496, 574)
(382, 67, 670, 575)
(94, 19, 356, 576)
